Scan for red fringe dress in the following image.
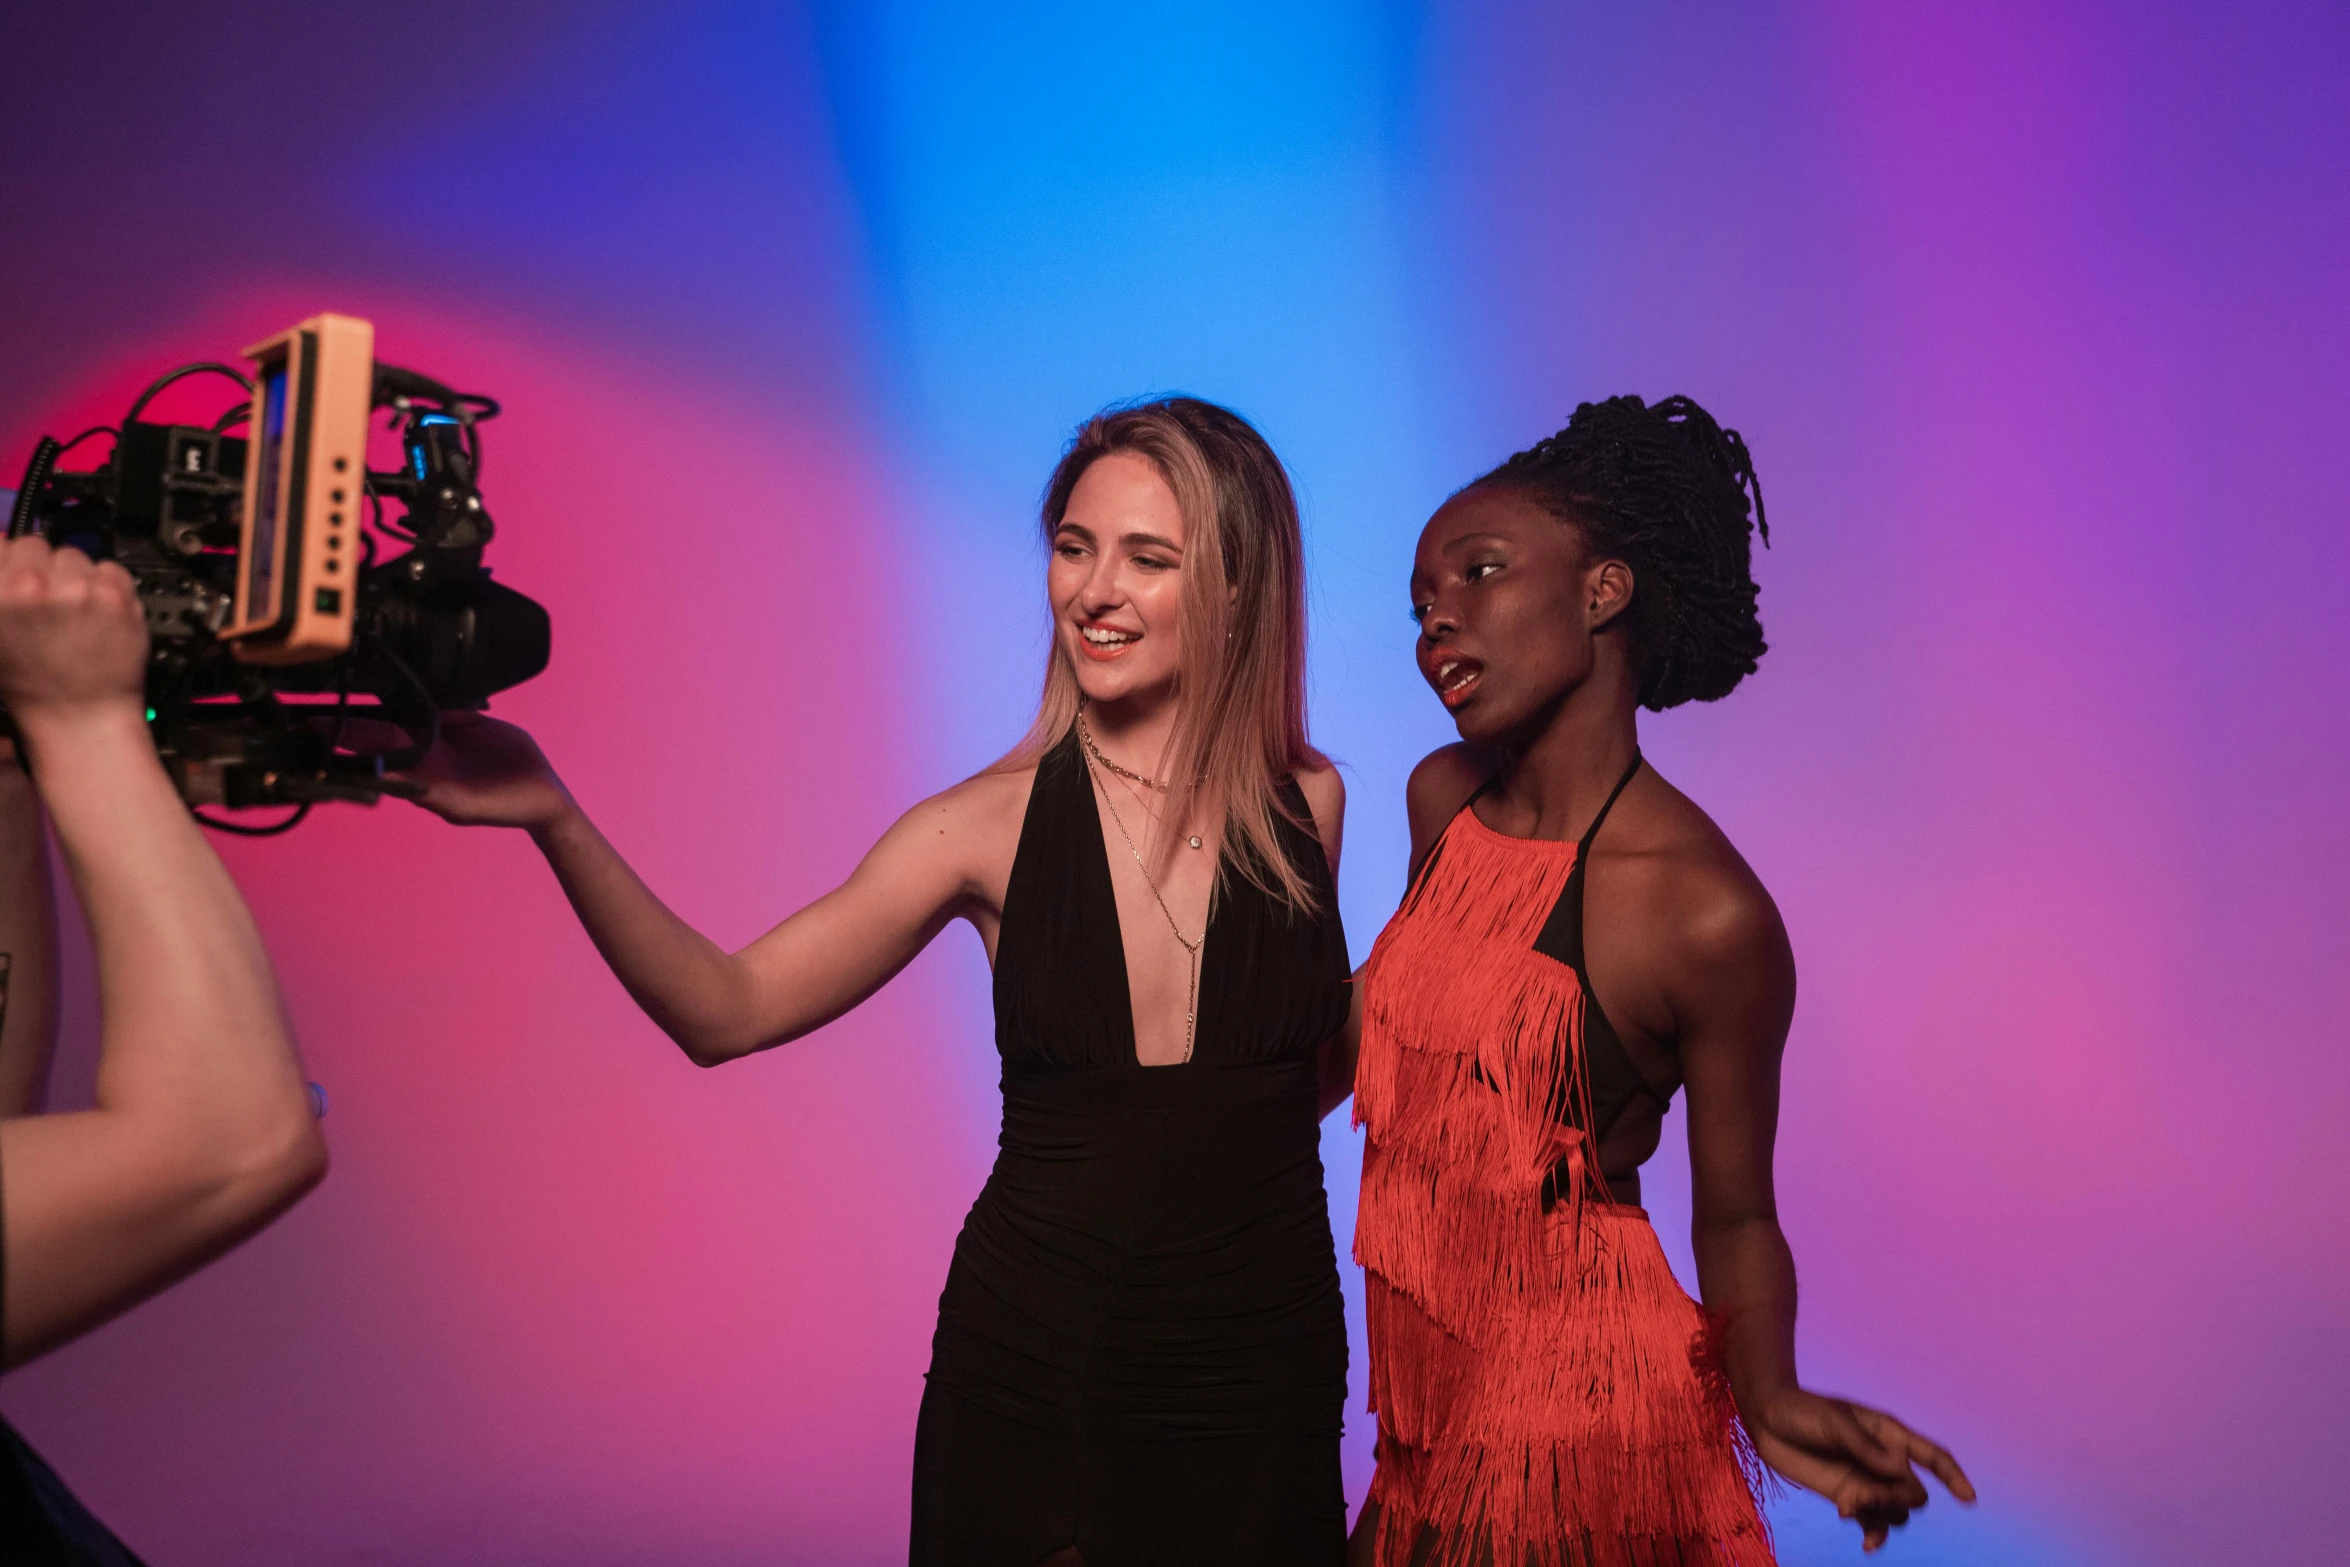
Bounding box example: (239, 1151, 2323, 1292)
(1353, 763, 1774, 1567)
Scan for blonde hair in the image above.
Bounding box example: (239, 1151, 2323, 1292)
(993, 397, 1326, 911)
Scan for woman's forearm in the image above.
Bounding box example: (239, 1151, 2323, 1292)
(1691, 1215, 1802, 1420)
(3, 705, 325, 1366)
(530, 802, 761, 1064)
(1316, 976, 1364, 1120)
(31, 709, 307, 1132)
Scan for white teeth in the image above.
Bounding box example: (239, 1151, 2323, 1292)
(1083, 627, 1137, 645)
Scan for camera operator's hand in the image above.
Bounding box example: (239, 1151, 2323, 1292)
(0, 537, 148, 729)
(358, 712, 575, 831)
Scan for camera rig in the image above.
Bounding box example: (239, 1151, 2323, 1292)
(3, 313, 549, 832)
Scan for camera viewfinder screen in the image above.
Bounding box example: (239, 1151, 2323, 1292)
(247, 365, 287, 615)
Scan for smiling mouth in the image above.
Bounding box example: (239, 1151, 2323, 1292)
(1431, 654, 1484, 707)
(1077, 624, 1141, 660)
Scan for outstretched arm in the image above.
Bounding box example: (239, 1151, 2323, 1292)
(0, 538, 326, 1369)
(387, 715, 1008, 1066)
(1676, 875, 1973, 1550)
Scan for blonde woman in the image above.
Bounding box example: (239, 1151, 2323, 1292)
(393, 399, 1354, 1566)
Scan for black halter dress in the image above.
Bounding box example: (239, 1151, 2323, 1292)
(910, 729, 1352, 1567)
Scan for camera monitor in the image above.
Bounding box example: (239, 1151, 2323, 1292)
(223, 312, 373, 662)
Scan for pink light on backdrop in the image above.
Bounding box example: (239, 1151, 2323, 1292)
(4, 290, 985, 1565)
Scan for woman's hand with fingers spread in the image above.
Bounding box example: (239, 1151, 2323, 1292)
(340, 711, 573, 830)
(1748, 1389, 1974, 1552)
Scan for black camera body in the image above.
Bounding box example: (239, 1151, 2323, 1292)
(4, 320, 550, 829)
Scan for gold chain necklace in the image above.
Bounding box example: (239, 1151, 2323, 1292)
(1078, 714, 1204, 849)
(1079, 719, 1170, 790)
(1083, 747, 1205, 1065)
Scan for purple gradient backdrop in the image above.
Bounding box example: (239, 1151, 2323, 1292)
(3, 4, 2343, 1564)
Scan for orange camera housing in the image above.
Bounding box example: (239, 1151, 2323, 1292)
(223, 312, 373, 662)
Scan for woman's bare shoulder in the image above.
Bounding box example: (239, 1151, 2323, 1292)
(852, 763, 1040, 920)
(1406, 743, 1490, 834)
(1613, 774, 1791, 986)
(868, 763, 1036, 867)
(1293, 755, 1346, 829)
(1292, 754, 1348, 872)
(925, 763, 1037, 840)
(1395, 743, 1491, 877)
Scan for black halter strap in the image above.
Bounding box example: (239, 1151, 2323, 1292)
(1532, 749, 1642, 970)
(1532, 750, 1673, 1160)
(1576, 750, 1644, 857)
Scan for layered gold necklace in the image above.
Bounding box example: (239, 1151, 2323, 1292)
(1077, 715, 1204, 850)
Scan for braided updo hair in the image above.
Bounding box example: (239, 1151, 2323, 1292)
(1474, 394, 1770, 711)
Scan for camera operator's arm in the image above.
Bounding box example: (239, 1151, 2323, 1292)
(393, 715, 1001, 1066)
(0, 750, 59, 1119)
(0, 539, 327, 1369)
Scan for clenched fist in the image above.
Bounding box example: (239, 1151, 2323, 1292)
(0, 537, 149, 723)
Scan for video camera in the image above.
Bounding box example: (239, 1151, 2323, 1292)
(3, 313, 549, 832)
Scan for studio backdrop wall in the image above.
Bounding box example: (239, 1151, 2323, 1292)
(2, 4, 2342, 1564)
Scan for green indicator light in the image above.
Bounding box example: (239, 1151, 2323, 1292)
(145, 708, 157, 723)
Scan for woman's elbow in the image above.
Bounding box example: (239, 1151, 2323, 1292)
(661, 967, 778, 1068)
(673, 1023, 769, 1069)
(277, 1117, 329, 1199)
(678, 1038, 731, 1069)
(222, 1096, 329, 1215)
